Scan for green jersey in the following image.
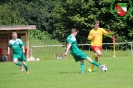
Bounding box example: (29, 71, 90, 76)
(8, 38, 26, 61)
(8, 38, 24, 53)
(66, 34, 87, 62)
(66, 34, 81, 53)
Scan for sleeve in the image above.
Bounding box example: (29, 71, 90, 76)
(8, 41, 12, 47)
(19, 39, 25, 46)
(101, 28, 110, 36)
(88, 30, 93, 40)
(66, 36, 74, 44)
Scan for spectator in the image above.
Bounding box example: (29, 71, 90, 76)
(0, 48, 3, 61)
(5, 55, 8, 62)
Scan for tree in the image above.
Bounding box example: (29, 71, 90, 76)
(8, 0, 57, 32)
(52, 0, 133, 44)
(0, 4, 27, 25)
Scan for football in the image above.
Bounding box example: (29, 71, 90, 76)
(101, 66, 107, 72)
(36, 58, 40, 61)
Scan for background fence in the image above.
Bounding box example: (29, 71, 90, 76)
(29, 42, 133, 60)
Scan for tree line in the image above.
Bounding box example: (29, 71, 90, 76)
(0, 0, 133, 45)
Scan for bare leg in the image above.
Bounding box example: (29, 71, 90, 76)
(13, 59, 22, 66)
(95, 50, 102, 62)
(87, 50, 102, 72)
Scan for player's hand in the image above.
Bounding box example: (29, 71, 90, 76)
(92, 34, 97, 38)
(64, 52, 68, 56)
(107, 29, 111, 32)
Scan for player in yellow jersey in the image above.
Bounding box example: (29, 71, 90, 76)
(87, 21, 110, 72)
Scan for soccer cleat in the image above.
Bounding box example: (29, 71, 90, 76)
(26, 71, 29, 74)
(87, 64, 95, 72)
(20, 66, 24, 71)
(92, 53, 98, 60)
(87, 67, 92, 72)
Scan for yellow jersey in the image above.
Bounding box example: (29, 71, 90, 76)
(88, 28, 110, 46)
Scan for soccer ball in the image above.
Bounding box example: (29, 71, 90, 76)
(101, 66, 107, 72)
(36, 58, 40, 61)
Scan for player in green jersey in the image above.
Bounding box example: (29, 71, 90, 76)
(64, 28, 106, 73)
(8, 32, 29, 74)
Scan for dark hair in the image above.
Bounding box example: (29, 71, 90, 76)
(94, 20, 99, 24)
(71, 28, 79, 33)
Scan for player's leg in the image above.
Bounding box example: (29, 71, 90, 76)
(72, 51, 104, 73)
(95, 49, 102, 61)
(72, 52, 87, 73)
(22, 61, 29, 74)
(13, 58, 22, 66)
(80, 60, 85, 73)
(86, 56, 101, 67)
(72, 55, 85, 73)
(21, 52, 29, 74)
(13, 53, 23, 71)
(91, 50, 102, 68)
(20, 64, 24, 71)
(90, 49, 102, 68)
(88, 46, 102, 72)
(86, 56, 105, 70)
(87, 53, 97, 72)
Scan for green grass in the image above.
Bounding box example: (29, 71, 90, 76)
(0, 56, 133, 88)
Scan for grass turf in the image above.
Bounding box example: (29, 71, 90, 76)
(0, 56, 133, 88)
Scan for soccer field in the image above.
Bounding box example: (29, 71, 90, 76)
(0, 56, 133, 88)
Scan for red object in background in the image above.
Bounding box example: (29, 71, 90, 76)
(112, 35, 116, 44)
(25, 48, 30, 55)
(0, 48, 3, 54)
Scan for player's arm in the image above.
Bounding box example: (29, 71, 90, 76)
(19, 39, 25, 53)
(102, 28, 110, 36)
(65, 43, 71, 56)
(22, 46, 25, 53)
(7, 47, 10, 55)
(88, 31, 96, 40)
(88, 31, 93, 40)
(65, 37, 73, 56)
(8, 42, 11, 55)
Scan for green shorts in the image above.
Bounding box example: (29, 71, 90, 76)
(71, 51, 87, 62)
(13, 51, 26, 62)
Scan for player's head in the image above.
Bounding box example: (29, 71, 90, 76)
(12, 32, 17, 39)
(94, 20, 99, 29)
(71, 28, 79, 36)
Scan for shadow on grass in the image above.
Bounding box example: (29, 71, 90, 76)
(59, 71, 98, 74)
